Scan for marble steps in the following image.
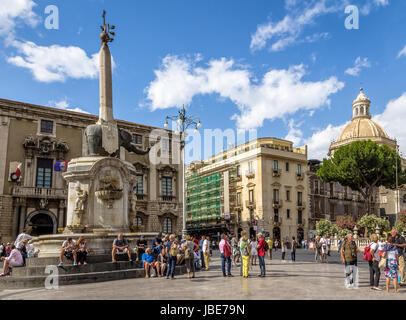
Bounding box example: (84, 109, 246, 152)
(12, 260, 143, 277)
(0, 263, 187, 289)
(24, 253, 137, 267)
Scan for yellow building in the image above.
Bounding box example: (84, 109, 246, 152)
(186, 137, 309, 243)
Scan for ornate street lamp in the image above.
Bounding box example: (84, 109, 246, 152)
(164, 105, 201, 237)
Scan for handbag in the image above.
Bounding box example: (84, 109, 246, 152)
(378, 257, 386, 269)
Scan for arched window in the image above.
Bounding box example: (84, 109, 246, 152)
(134, 216, 143, 227)
(360, 106, 364, 115)
(355, 108, 359, 115)
(163, 217, 172, 234)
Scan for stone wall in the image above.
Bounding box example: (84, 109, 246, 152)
(0, 195, 14, 242)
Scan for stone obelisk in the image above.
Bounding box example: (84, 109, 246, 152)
(97, 10, 119, 155)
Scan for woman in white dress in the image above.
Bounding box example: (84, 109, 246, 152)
(250, 237, 258, 266)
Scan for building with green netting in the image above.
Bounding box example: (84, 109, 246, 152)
(186, 136, 309, 243)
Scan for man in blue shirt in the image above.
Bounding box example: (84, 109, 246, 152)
(142, 248, 157, 279)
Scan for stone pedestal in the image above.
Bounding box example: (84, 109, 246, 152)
(62, 156, 137, 234)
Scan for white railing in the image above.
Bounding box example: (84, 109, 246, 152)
(12, 186, 67, 198)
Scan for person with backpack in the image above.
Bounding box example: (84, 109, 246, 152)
(219, 234, 233, 277)
(240, 232, 251, 278)
(182, 235, 198, 279)
(366, 233, 382, 291)
(257, 233, 267, 277)
(166, 234, 178, 279)
(340, 233, 359, 288)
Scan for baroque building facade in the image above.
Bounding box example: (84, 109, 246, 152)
(0, 98, 183, 242)
(186, 137, 309, 243)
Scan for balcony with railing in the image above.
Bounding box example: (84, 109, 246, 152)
(272, 169, 281, 177)
(245, 200, 256, 209)
(245, 170, 255, 179)
(297, 201, 306, 209)
(160, 195, 176, 202)
(12, 186, 67, 198)
(296, 173, 304, 181)
(272, 199, 283, 209)
(136, 194, 148, 202)
(273, 215, 282, 226)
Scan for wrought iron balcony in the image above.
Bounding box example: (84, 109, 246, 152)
(296, 173, 304, 180)
(272, 199, 283, 208)
(297, 201, 306, 209)
(272, 169, 282, 177)
(245, 200, 256, 209)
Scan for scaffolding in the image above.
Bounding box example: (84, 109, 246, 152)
(186, 165, 238, 225)
(186, 172, 221, 223)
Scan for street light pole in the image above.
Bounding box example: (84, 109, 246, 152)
(395, 140, 400, 220)
(164, 105, 201, 238)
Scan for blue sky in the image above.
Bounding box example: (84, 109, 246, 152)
(1, 0, 406, 161)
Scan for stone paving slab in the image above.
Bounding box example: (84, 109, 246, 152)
(1, 250, 405, 300)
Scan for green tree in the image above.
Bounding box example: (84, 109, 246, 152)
(318, 140, 406, 215)
(337, 228, 352, 238)
(357, 214, 389, 236)
(395, 220, 406, 234)
(316, 219, 332, 236)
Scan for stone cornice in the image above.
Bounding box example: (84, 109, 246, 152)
(0, 98, 169, 134)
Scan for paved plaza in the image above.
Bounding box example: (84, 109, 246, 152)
(1, 249, 405, 300)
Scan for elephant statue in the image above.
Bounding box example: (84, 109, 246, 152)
(85, 124, 151, 157)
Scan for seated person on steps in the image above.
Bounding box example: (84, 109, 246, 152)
(112, 233, 132, 262)
(75, 236, 88, 265)
(142, 248, 158, 279)
(0, 244, 24, 277)
(59, 237, 78, 266)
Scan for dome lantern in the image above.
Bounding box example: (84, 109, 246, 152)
(352, 87, 371, 119)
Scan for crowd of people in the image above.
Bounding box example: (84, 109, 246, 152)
(3, 227, 406, 293)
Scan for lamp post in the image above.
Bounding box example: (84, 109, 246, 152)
(395, 139, 399, 219)
(164, 105, 201, 237)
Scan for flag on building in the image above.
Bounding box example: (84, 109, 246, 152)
(10, 162, 22, 181)
(54, 161, 68, 172)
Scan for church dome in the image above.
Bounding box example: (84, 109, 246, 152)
(337, 117, 389, 141)
(329, 89, 396, 155)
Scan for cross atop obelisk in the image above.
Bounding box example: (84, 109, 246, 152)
(97, 10, 119, 154)
(98, 10, 116, 123)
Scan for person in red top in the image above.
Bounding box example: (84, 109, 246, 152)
(257, 233, 267, 277)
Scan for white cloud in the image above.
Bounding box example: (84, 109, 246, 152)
(48, 99, 90, 114)
(345, 57, 371, 77)
(250, 0, 389, 52)
(304, 123, 347, 159)
(250, 1, 336, 52)
(7, 40, 103, 82)
(284, 119, 303, 146)
(0, 0, 39, 36)
(360, 0, 389, 15)
(397, 45, 406, 59)
(145, 55, 345, 130)
(373, 93, 406, 155)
